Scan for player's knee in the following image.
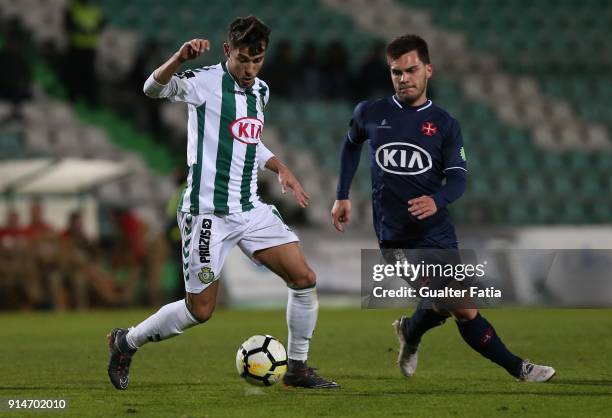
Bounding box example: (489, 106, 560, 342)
(431, 304, 452, 318)
(451, 307, 478, 321)
(289, 268, 316, 289)
(190, 300, 216, 323)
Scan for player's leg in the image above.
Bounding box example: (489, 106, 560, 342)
(253, 242, 317, 361)
(451, 307, 555, 382)
(393, 298, 449, 377)
(384, 246, 451, 376)
(398, 299, 450, 347)
(107, 212, 228, 390)
(123, 282, 218, 350)
(106, 293, 206, 390)
(253, 242, 339, 388)
(238, 204, 339, 388)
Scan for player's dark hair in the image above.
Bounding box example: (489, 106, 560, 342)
(228, 15, 271, 55)
(386, 34, 430, 64)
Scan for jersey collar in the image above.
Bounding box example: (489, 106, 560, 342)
(221, 61, 256, 92)
(391, 96, 432, 112)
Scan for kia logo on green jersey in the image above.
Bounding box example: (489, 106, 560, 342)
(229, 117, 263, 144)
(375, 142, 433, 175)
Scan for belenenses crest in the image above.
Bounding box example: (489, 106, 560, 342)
(229, 117, 263, 144)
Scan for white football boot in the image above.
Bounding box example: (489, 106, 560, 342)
(392, 317, 419, 377)
(518, 360, 556, 382)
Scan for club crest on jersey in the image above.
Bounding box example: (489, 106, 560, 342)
(421, 121, 437, 137)
(229, 117, 263, 144)
(375, 142, 433, 175)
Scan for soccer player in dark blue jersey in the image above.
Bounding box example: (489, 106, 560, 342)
(332, 35, 555, 382)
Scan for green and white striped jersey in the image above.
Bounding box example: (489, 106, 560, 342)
(144, 62, 274, 214)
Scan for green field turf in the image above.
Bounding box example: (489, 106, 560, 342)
(1, 308, 612, 417)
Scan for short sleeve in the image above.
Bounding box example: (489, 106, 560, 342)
(257, 142, 274, 170)
(143, 67, 214, 106)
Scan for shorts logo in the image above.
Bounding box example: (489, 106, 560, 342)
(199, 218, 212, 263)
(197, 267, 215, 284)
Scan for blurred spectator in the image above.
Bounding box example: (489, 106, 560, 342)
(299, 41, 324, 99)
(57, 210, 126, 309)
(113, 207, 145, 265)
(142, 221, 169, 306)
(0, 209, 26, 243)
(321, 40, 350, 99)
(0, 203, 169, 310)
(124, 39, 167, 136)
(0, 18, 33, 112)
(61, 210, 97, 258)
(63, 0, 106, 105)
(353, 41, 391, 100)
(0, 237, 44, 310)
(261, 39, 297, 98)
(165, 170, 187, 301)
(24, 199, 55, 238)
(0, 205, 46, 310)
(111, 207, 168, 306)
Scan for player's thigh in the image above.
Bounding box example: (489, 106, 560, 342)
(253, 242, 315, 288)
(238, 204, 311, 288)
(178, 211, 235, 298)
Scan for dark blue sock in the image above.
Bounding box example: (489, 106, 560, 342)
(456, 313, 524, 377)
(403, 307, 448, 346)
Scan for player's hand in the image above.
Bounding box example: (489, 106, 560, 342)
(278, 166, 310, 208)
(331, 200, 351, 232)
(408, 196, 437, 220)
(177, 39, 210, 63)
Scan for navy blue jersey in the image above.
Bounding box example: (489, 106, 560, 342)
(338, 96, 467, 245)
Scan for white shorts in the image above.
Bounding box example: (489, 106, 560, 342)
(177, 204, 299, 294)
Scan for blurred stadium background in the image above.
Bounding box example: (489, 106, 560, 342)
(1, 0, 612, 311)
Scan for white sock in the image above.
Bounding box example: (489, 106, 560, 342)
(286, 286, 318, 361)
(126, 299, 199, 349)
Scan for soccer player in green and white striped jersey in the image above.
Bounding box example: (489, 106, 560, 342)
(107, 16, 339, 389)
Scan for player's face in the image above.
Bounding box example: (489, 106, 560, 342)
(388, 50, 432, 105)
(224, 43, 266, 88)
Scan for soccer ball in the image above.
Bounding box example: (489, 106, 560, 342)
(235, 335, 287, 386)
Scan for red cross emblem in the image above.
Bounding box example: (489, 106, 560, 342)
(421, 121, 437, 137)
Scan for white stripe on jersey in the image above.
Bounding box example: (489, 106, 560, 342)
(228, 90, 249, 211)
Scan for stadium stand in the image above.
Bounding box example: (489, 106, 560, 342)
(322, 0, 612, 224)
(394, 0, 612, 138)
(2, 0, 611, 226)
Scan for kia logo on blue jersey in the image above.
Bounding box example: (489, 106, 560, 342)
(375, 142, 433, 175)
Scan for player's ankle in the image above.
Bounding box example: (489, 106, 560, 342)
(118, 332, 137, 354)
(287, 358, 307, 371)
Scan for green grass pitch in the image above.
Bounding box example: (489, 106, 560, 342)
(1, 308, 612, 417)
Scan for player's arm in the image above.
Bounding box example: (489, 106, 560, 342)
(332, 102, 367, 232)
(408, 118, 467, 220)
(263, 155, 310, 209)
(143, 39, 210, 102)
